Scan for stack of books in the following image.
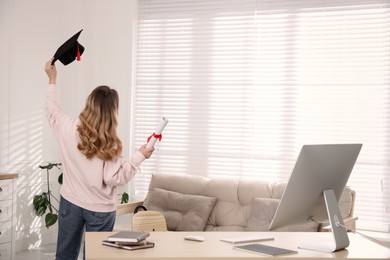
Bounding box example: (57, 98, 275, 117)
(102, 231, 154, 251)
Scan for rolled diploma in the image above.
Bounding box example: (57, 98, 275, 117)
(146, 117, 169, 148)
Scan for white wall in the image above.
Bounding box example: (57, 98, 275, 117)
(0, 0, 137, 251)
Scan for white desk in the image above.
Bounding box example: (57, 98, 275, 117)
(85, 231, 390, 260)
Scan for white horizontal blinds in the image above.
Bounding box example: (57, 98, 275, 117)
(133, 0, 260, 202)
(133, 0, 390, 231)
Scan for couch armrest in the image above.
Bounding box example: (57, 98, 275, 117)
(320, 216, 358, 232)
(116, 201, 144, 216)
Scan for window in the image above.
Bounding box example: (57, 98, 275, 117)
(132, 0, 390, 232)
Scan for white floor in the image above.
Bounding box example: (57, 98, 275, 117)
(15, 243, 83, 260)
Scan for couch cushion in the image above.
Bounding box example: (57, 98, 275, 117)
(204, 176, 274, 231)
(246, 198, 319, 232)
(339, 186, 354, 218)
(143, 188, 217, 231)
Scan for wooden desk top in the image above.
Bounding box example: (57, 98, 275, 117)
(0, 173, 19, 180)
(85, 231, 390, 260)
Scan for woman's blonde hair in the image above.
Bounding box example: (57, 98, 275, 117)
(77, 85, 122, 161)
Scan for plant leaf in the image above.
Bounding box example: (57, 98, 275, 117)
(39, 164, 53, 169)
(33, 195, 43, 206)
(121, 192, 129, 204)
(45, 213, 58, 228)
(58, 173, 63, 185)
(36, 205, 47, 216)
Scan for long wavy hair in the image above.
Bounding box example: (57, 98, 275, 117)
(77, 85, 122, 161)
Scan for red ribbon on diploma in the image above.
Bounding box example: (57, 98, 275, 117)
(147, 133, 162, 143)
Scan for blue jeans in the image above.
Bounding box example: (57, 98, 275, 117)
(55, 196, 116, 260)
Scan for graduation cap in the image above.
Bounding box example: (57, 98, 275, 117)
(51, 29, 85, 66)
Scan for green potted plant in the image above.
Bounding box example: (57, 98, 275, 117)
(33, 162, 62, 228)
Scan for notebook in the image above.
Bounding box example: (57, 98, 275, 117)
(102, 240, 155, 251)
(234, 243, 298, 256)
(220, 235, 274, 244)
(106, 231, 150, 243)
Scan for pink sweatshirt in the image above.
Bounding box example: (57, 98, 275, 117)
(45, 84, 145, 212)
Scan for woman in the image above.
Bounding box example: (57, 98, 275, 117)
(44, 58, 154, 260)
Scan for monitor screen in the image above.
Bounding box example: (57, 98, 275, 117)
(269, 144, 362, 231)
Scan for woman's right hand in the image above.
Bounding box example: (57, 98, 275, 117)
(138, 144, 155, 159)
(45, 58, 57, 84)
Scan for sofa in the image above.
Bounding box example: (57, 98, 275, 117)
(116, 172, 356, 232)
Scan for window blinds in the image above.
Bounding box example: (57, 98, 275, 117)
(133, 0, 390, 232)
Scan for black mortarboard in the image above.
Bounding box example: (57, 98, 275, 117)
(51, 29, 85, 66)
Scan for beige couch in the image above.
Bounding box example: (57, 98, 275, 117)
(116, 172, 356, 232)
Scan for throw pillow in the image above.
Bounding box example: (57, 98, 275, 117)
(143, 188, 217, 231)
(246, 198, 318, 232)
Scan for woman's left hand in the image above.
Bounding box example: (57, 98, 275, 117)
(45, 58, 57, 84)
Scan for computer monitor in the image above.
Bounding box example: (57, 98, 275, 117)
(269, 143, 362, 253)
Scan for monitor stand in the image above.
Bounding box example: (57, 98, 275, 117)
(298, 189, 350, 253)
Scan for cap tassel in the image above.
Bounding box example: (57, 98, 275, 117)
(77, 43, 81, 61)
